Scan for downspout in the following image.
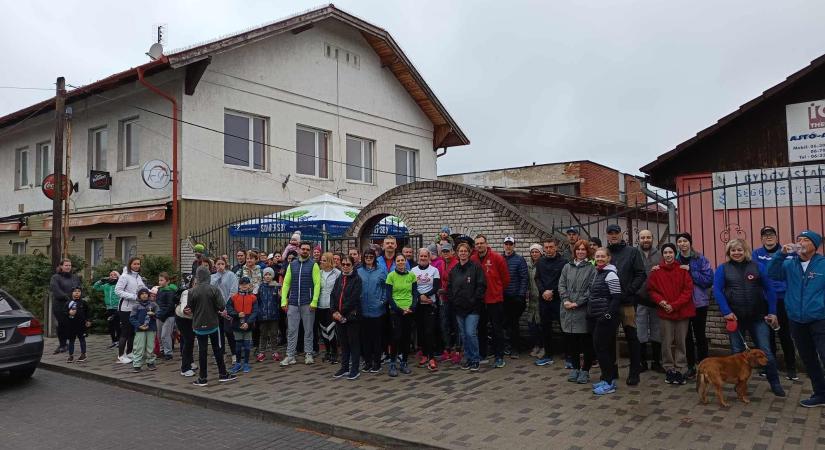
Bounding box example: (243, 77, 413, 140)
(137, 64, 179, 269)
(640, 179, 677, 242)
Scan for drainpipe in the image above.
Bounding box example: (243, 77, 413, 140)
(137, 65, 179, 269)
(640, 179, 677, 242)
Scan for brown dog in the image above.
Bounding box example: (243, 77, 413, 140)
(696, 349, 768, 407)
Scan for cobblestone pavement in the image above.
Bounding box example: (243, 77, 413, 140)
(0, 369, 372, 450)
(37, 335, 825, 449)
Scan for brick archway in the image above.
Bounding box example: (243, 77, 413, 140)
(347, 181, 555, 253)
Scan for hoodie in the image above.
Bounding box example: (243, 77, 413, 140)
(188, 266, 227, 333)
(471, 248, 510, 304)
(155, 283, 178, 321)
(357, 264, 387, 318)
(647, 260, 696, 321)
(93, 278, 120, 310)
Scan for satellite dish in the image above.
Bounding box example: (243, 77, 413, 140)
(147, 43, 164, 60)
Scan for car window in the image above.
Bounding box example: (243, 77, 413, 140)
(0, 292, 20, 313)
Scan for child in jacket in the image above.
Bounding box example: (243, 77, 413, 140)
(129, 288, 158, 372)
(66, 287, 91, 363)
(93, 270, 120, 347)
(227, 277, 258, 373)
(255, 268, 281, 362)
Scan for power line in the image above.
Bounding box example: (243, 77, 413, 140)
(0, 86, 54, 91)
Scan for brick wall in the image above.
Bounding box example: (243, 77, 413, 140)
(578, 162, 621, 202)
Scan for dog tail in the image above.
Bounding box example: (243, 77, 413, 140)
(696, 372, 705, 393)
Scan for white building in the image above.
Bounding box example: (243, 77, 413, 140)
(0, 5, 469, 267)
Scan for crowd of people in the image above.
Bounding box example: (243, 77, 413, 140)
(48, 225, 825, 408)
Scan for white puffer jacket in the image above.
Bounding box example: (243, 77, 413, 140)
(115, 270, 147, 312)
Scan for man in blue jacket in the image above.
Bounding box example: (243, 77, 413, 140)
(502, 236, 528, 358)
(768, 230, 825, 408)
(753, 225, 798, 380)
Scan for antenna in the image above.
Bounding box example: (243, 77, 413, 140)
(147, 23, 167, 60)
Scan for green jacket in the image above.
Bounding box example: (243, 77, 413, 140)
(93, 279, 120, 310)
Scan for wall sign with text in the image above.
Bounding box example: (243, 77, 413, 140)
(786, 99, 825, 162)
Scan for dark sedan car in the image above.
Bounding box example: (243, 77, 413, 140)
(0, 289, 44, 380)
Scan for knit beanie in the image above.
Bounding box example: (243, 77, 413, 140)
(660, 242, 677, 255)
(529, 243, 544, 254)
(798, 230, 823, 249)
(675, 232, 692, 245)
(262, 267, 275, 278)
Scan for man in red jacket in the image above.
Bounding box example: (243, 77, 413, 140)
(471, 234, 511, 368)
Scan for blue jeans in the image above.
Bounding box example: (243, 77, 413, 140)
(789, 319, 825, 399)
(729, 319, 779, 384)
(456, 313, 480, 364)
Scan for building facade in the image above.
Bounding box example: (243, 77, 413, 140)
(0, 5, 469, 269)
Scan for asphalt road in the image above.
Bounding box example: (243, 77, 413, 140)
(0, 368, 373, 450)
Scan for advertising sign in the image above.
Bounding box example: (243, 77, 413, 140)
(786, 100, 825, 162)
(712, 164, 825, 209)
(41, 174, 72, 200)
(142, 159, 171, 189)
(89, 170, 111, 190)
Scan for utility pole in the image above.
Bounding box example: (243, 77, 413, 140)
(50, 77, 66, 269)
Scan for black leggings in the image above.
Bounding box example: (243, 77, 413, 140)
(390, 311, 414, 363)
(118, 311, 134, 357)
(106, 309, 120, 343)
(593, 317, 618, 382)
(416, 304, 438, 359)
(197, 330, 227, 381)
(176, 316, 194, 373)
(686, 306, 708, 367)
(361, 316, 385, 366)
(565, 332, 593, 371)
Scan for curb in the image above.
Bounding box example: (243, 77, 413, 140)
(40, 361, 442, 450)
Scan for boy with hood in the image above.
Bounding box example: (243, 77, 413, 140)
(129, 288, 158, 372)
(227, 277, 258, 374)
(187, 266, 236, 385)
(66, 287, 91, 363)
(255, 267, 281, 362)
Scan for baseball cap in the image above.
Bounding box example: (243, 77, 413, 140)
(606, 224, 622, 233)
(760, 226, 777, 236)
(565, 227, 579, 234)
(503, 236, 515, 244)
(240, 276, 251, 285)
(441, 243, 453, 251)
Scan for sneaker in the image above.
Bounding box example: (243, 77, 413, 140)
(564, 359, 574, 370)
(509, 351, 519, 360)
(576, 370, 590, 384)
(787, 371, 800, 381)
(346, 371, 361, 380)
(192, 378, 208, 386)
(799, 396, 825, 408)
(479, 358, 490, 365)
(280, 356, 297, 367)
(428, 359, 439, 372)
(400, 361, 412, 375)
(494, 358, 506, 369)
(77, 353, 87, 363)
(568, 369, 580, 382)
(758, 369, 767, 378)
(594, 381, 617, 395)
(117, 355, 132, 364)
(626, 374, 640, 386)
(503, 346, 512, 356)
(272, 352, 282, 362)
(362, 361, 371, 372)
(256, 352, 266, 362)
(242, 363, 251, 374)
(328, 353, 338, 364)
(218, 373, 238, 382)
(460, 360, 472, 370)
(592, 380, 609, 389)
(665, 369, 675, 384)
(126, 352, 134, 359)
(132, 366, 142, 373)
(450, 351, 462, 365)
(388, 362, 398, 377)
(437, 350, 451, 362)
(418, 355, 429, 367)
(770, 383, 786, 397)
(675, 371, 686, 385)
(469, 362, 480, 372)
(333, 368, 349, 378)
(685, 367, 697, 380)
(66, 355, 74, 363)
(370, 363, 382, 373)
(229, 363, 242, 374)
(147, 363, 157, 371)
(535, 357, 554, 366)
(180, 369, 196, 377)
(108, 341, 118, 349)
(304, 354, 315, 365)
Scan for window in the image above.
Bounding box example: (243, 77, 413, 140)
(35, 142, 50, 186)
(86, 239, 104, 267)
(11, 242, 27, 255)
(395, 147, 418, 185)
(536, 183, 580, 196)
(88, 127, 108, 171)
(224, 112, 266, 170)
(296, 126, 329, 178)
(346, 136, 373, 183)
(14, 147, 29, 189)
(120, 118, 139, 169)
(116, 236, 137, 264)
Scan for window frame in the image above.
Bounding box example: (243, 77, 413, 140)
(223, 111, 267, 171)
(345, 135, 374, 184)
(116, 236, 138, 265)
(395, 146, 418, 185)
(14, 146, 30, 189)
(120, 117, 140, 170)
(295, 125, 330, 179)
(35, 142, 50, 186)
(88, 126, 108, 172)
(86, 239, 104, 267)
(11, 241, 27, 255)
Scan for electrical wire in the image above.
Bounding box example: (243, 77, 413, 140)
(0, 86, 54, 91)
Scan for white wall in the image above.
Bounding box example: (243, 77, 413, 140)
(0, 72, 182, 218)
(180, 19, 436, 207)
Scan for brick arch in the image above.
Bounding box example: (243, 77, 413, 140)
(347, 181, 555, 252)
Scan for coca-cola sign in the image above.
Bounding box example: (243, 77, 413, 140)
(90, 170, 111, 190)
(41, 174, 72, 200)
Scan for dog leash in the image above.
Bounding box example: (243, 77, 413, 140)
(736, 329, 750, 351)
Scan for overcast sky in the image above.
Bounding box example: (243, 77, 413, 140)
(2, 0, 824, 177)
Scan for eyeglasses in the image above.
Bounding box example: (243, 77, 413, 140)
(341, 263, 352, 267)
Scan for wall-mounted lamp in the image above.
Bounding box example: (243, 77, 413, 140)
(107, 233, 112, 240)
(147, 231, 153, 238)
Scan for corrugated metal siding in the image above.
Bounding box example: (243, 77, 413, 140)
(179, 199, 287, 237)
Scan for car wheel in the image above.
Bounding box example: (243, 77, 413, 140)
(8, 364, 37, 380)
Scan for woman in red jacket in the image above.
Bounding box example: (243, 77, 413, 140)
(647, 243, 695, 385)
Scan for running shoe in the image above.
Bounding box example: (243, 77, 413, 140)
(333, 368, 348, 378)
(256, 352, 266, 362)
(242, 363, 251, 374)
(535, 357, 554, 366)
(229, 363, 242, 374)
(192, 378, 208, 386)
(218, 373, 238, 382)
(427, 359, 439, 372)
